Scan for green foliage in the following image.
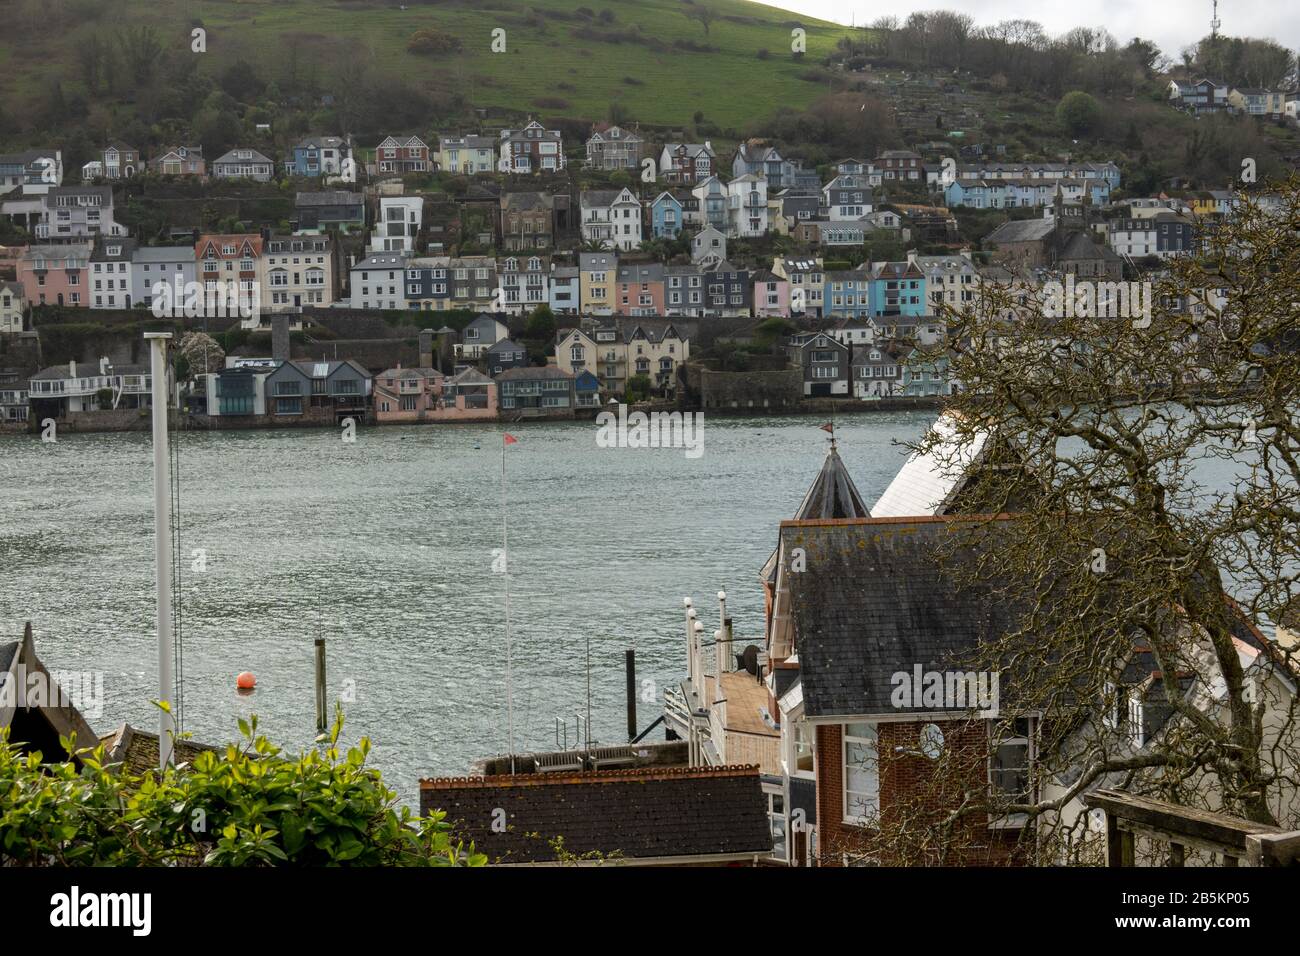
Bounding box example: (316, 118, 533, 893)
(625, 373, 652, 402)
(1056, 91, 1102, 138)
(0, 709, 485, 867)
(524, 304, 557, 341)
(407, 29, 464, 56)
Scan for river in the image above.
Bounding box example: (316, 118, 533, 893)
(0, 411, 937, 798)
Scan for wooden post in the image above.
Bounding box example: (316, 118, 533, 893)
(625, 648, 637, 742)
(1106, 814, 1134, 867)
(314, 638, 327, 733)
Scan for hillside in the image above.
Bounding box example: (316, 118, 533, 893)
(0, 0, 856, 131)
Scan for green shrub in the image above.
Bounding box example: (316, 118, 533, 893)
(0, 709, 484, 867)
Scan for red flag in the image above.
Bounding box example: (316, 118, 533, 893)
(503, 434, 518, 445)
(819, 423, 834, 434)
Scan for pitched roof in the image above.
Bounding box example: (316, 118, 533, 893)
(213, 148, 274, 165)
(494, 365, 571, 381)
(985, 218, 1056, 244)
(98, 723, 222, 776)
(761, 443, 871, 583)
(296, 190, 363, 207)
(419, 765, 771, 864)
(780, 515, 1025, 717)
(871, 411, 990, 518)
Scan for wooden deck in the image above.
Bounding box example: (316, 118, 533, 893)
(708, 670, 782, 775)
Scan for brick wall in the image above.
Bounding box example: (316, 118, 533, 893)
(815, 719, 1026, 866)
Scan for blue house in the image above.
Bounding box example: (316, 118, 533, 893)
(823, 269, 873, 320)
(868, 261, 927, 318)
(574, 369, 601, 407)
(284, 136, 352, 179)
(902, 347, 951, 397)
(650, 191, 685, 239)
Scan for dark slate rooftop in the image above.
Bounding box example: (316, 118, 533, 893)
(419, 765, 771, 864)
(781, 515, 1024, 718)
(761, 443, 870, 584)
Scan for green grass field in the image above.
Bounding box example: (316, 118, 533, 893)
(1, 0, 858, 131)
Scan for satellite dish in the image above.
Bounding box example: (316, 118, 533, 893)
(741, 645, 761, 676)
(920, 723, 945, 760)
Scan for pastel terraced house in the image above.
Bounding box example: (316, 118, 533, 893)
(373, 366, 442, 422)
(437, 135, 497, 175)
(19, 243, 92, 307)
(0, 281, 25, 334)
(437, 368, 498, 420)
(752, 269, 789, 318)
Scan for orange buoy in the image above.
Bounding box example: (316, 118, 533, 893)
(236, 671, 257, 690)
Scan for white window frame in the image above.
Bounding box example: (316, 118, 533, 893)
(842, 722, 879, 826)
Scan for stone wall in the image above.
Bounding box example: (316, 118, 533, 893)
(695, 367, 805, 410)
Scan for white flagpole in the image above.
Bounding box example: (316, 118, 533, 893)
(502, 435, 513, 771)
(145, 332, 175, 770)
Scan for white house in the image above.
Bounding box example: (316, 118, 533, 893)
(349, 253, 409, 310)
(725, 173, 768, 238)
(131, 246, 197, 313)
(370, 195, 423, 253)
(580, 187, 642, 251)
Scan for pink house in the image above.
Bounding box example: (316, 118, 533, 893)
(19, 243, 92, 308)
(752, 269, 789, 317)
(373, 366, 443, 423)
(431, 368, 498, 421)
(614, 262, 665, 317)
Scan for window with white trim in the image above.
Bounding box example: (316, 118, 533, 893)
(842, 722, 879, 825)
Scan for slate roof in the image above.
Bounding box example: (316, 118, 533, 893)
(494, 365, 571, 381)
(98, 723, 222, 776)
(501, 191, 553, 211)
(761, 443, 870, 583)
(296, 190, 363, 207)
(985, 219, 1056, 244)
(1058, 231, 1123, 263)
(419, 765, 771, 864)
(779, 515, 1026, 717)
(213, 148, 274, 166)
(133, 246, 196, 264)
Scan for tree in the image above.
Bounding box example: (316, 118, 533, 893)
(116, 25, 162, 88)
(684, 2, 717, 36)
(524, 304, 556, 341)
(624, 373, 652, 402)
(925, 179, 1300, 841)
(178, 331, 225, 378)
(1055, 90, 1102, 138)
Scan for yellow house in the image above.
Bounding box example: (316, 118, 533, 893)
(554, 319, 689, 396)
(435, 134, 497, 174)
(579, 251, 616, 315)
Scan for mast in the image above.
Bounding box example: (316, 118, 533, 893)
(145, 332, 175, 770)
(502, 433, 513, 771)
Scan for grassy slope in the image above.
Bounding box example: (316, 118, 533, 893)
(1, 0, 857, 130)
